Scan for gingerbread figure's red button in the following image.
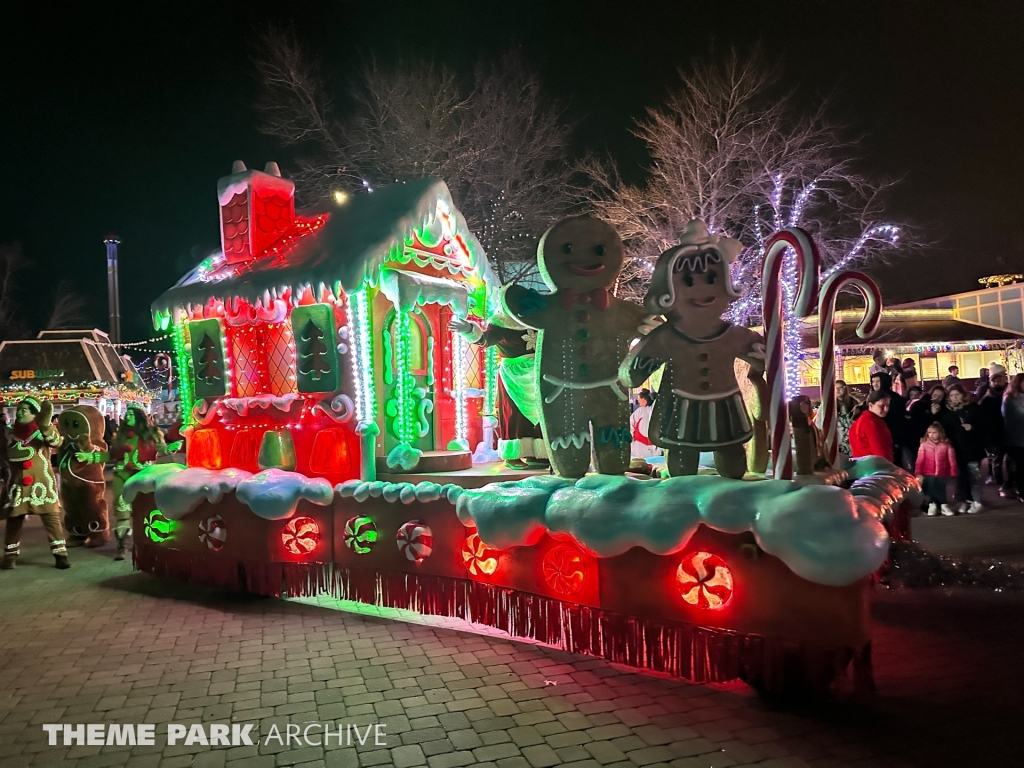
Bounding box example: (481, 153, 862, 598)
(577, 311, 591, 323)
(23, 460, 33, 469)
(22, 476, 32, 486)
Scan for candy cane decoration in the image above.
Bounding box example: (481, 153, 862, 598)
(816, 270, 883, 465)
(761, 228, 821, 480)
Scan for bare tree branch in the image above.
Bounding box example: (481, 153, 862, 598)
(581, 47, 912, 314)
(0, 243, 29, 338)
(45, 279, 89, 330)
(254, 37, 580, 284)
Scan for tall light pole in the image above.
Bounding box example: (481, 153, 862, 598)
(104, 236, 121, 344)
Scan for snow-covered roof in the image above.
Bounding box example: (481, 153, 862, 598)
(152, 177, 493, 319)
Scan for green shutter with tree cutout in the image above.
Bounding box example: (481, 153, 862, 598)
(188, 318, 227, 398)
(292, 304, 339, 393)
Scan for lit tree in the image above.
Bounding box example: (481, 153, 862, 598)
(255, 31, 579, 285)
(581, 49, 907, 395)
(196, 334, 221, 385)
(298, 318, 331, 381)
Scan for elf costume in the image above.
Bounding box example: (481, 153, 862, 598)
(2, 397, 71, 569)
(103, 406, 180, 560)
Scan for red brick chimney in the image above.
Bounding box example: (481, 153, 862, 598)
(217, 161, 296, 265)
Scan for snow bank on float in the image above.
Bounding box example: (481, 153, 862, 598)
(124, 465, 331, 520)
(456, 473, 891, 587)
(124, 465, 252, 519)
(336, 479, 464, 505)
(236, 469, 334, 520)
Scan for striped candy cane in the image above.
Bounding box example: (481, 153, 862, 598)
(761, 228, 821, 480)
(816, 271, 883, 465)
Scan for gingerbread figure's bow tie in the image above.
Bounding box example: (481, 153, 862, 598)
(560, 288, 610, 310)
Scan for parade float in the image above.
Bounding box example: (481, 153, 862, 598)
(127, 165, 918, 695)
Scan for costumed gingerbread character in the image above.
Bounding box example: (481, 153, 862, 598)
(2, 397, 71, 569)
(621, 221, 766, 479)
(502, 216, 649, 477)
(451, 313, 547, 468)
(57, 405, 110, 547)
(107, 406, 181, 560)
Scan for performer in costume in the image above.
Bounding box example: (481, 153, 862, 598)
(630, 389, 660, 459)
(57, 405, 110, 547)
(106, 406, 181, 560)
(2, 397, 71, 569)
(621, 221, 766, 479)
(451, 314, 547, 467)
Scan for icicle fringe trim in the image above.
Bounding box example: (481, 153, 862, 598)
(134, 544, 870, 695)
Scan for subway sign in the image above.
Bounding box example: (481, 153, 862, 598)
(8, 369, 65, 380)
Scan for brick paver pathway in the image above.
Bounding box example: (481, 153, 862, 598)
(1, 516, 1022, 768)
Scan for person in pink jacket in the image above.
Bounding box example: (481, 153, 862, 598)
(915, 422, 959, 517)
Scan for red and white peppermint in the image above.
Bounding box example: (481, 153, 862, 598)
(397, 521, 433, 563)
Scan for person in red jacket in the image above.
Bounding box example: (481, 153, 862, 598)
(849, 390, 893, 462)
(915, 422, 958, 516)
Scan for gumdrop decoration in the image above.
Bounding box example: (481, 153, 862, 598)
(397, 521, 433, 563)
(282, 517, 321, 555)
(542, 543, 586, 595)
(461, 532, 499, 576)
(198, 514, 227, 552)
(676, 551, 733, 609)
(143, 510, 174, 543)
(344, 515, 378, 554)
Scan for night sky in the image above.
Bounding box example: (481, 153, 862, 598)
(2, 1, 1021, 343)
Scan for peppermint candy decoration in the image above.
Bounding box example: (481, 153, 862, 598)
(542, 544, 586, 596)
(461, 532, 498, 576)
(198, 514, 227, 552)
(282, 517, 320, 555)
(344, 515, 378, 554)
(396, 521, 433, 563)
(143, 510, 174, 542)
(676, 551, 733, 609)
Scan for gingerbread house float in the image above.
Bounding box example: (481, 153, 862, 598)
(151, 164, 496, 483)
(130, 167, 917, 695)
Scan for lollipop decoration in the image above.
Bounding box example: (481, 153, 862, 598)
(816, 271, 883, 465)
(198, 514, 227, 552)
(343, 516, 378, 554)
(676, 551, 734, 609)
(761, 228, 821, 480)
(397, 521, 433, 563)
(282, 517, 320, 555)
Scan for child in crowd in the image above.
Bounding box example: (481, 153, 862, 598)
(915, 422, 959, 517)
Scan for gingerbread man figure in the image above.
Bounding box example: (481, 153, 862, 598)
(502, 216, 649, 477)
(621, 220, 765, 479)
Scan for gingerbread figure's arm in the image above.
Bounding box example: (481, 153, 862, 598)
(619, 327, 667, 388)
(737, 328, 767, 374)
(500, 284, 554, 331)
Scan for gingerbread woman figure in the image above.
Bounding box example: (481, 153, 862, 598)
(621, 220, 765, 479)
(502, 216, 649, 477)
